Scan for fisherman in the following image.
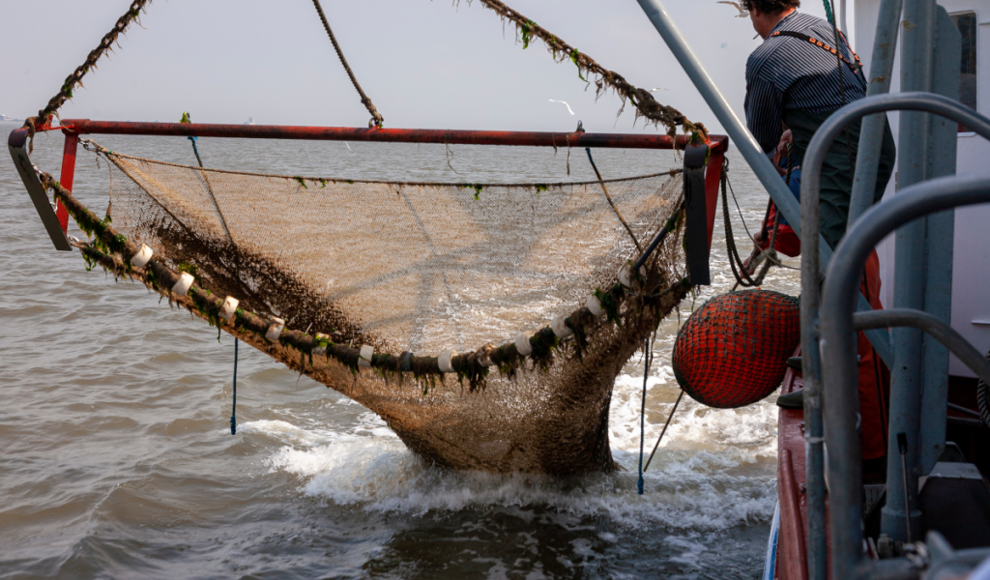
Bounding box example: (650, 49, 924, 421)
(742, 0, 896, 477)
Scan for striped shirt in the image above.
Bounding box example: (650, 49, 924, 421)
(744, 11, 867, 154)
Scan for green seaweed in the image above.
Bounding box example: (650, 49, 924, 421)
(569, 50, 586, 81)
(521, 20, 537, 49)
(594, 287, 622, 327)
(528, 332, 559, 372)
(176, 262, 200, 285)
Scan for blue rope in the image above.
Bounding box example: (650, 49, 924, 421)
(182, 131, 237, 434)
(231, 338, 238, 435)
(188, 136, 205, 167)
(181, 127, 238, 435)
(637, 336, 652, 495)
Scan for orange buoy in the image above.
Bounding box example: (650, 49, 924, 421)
(673, 290, 800, 409)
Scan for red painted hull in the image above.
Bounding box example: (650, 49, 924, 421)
(776, 351, 811, 580)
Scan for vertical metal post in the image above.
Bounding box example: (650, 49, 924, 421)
(58, 132, 78, 234)
(919, 8, 960, 473)
(848, 0, 903, 226)
(882, 0, 936, 543)
(801, 182, 827, 580)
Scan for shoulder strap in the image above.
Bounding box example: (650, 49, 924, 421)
(769, 30, 864, 76)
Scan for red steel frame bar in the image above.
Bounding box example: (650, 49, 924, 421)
(56, 134, 77, 234)
(704, 150, 724, 245)
(18, 121, 726, 252)
(58, 119, 728, 243)
(59, 119, 729, 153)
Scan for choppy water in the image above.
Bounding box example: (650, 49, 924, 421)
(0, 121, 799, 579)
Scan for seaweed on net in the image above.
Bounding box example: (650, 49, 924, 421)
(56, 145, 690, 476)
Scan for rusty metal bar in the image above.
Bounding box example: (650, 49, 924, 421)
(56, 133, 78, 234)
(57, 120, 729, 153)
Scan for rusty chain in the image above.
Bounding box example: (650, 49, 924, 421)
(311, 0, 384, 128)
(469, 0, 707, 141)
(23, 0, 152, 148)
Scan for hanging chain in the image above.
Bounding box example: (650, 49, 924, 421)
(23, 0, 153, 148)
(311, 0, 384, 128)
(470, 0, 705, 141)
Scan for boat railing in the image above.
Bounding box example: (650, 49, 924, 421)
(802, 92, 990, 580)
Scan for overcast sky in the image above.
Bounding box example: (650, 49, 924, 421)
(0, 0, 837, 135)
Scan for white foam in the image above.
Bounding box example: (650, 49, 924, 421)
(609, 371, 778, 458)
(664, 535, 707, 567)
(237, 419, 330, 446)
(262, 419, 775, 531)
(258, 322, 779, 533)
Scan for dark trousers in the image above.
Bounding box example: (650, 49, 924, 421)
(783, 108, 897, 250)
(785, 108, 896, 462)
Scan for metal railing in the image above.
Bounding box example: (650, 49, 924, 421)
(801, 93, 990, 579)
(822, 172, 990, 579)
(803, 92, 990, 580)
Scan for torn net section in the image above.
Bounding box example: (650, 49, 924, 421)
(98, 148, 689, 474)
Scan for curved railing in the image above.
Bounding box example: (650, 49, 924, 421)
(800, 92, 990, 580)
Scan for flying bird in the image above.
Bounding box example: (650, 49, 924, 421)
(717, 1, 750, 17)
(549, 99, 575, 116)
(648, 87, 668, 93)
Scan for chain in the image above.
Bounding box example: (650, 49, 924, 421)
(469, 0, 706, 141)
(23, 1, 153, 148)
(311, 0, 384, 128)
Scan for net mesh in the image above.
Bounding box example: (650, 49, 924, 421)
(672, 290, 801, 409)
(91, 146, 690, 474)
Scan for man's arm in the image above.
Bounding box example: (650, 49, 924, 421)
(744, 74, 786, 154)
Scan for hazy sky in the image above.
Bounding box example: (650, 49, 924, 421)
(1, 0, 837, 135)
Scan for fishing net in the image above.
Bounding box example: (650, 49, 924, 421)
(65, 143, 692, 475)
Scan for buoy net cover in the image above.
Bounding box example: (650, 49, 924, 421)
(672, 289, 800, 409)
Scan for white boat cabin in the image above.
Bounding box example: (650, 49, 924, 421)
(854, 0, 990, 377)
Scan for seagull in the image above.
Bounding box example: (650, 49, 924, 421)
(717, 1, 750, 17)
(549, 99, 575, 116)
(648, 87, 668, 92)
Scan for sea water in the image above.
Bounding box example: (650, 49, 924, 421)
(0, 121, 799, 579)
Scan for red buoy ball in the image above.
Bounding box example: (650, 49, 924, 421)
(672, 289, 800, 409)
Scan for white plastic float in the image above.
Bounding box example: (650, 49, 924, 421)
(266, 317, 285, 341)
(172, 272, 194, 296)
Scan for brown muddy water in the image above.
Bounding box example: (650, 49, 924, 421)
(0, 121, 799, 579)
